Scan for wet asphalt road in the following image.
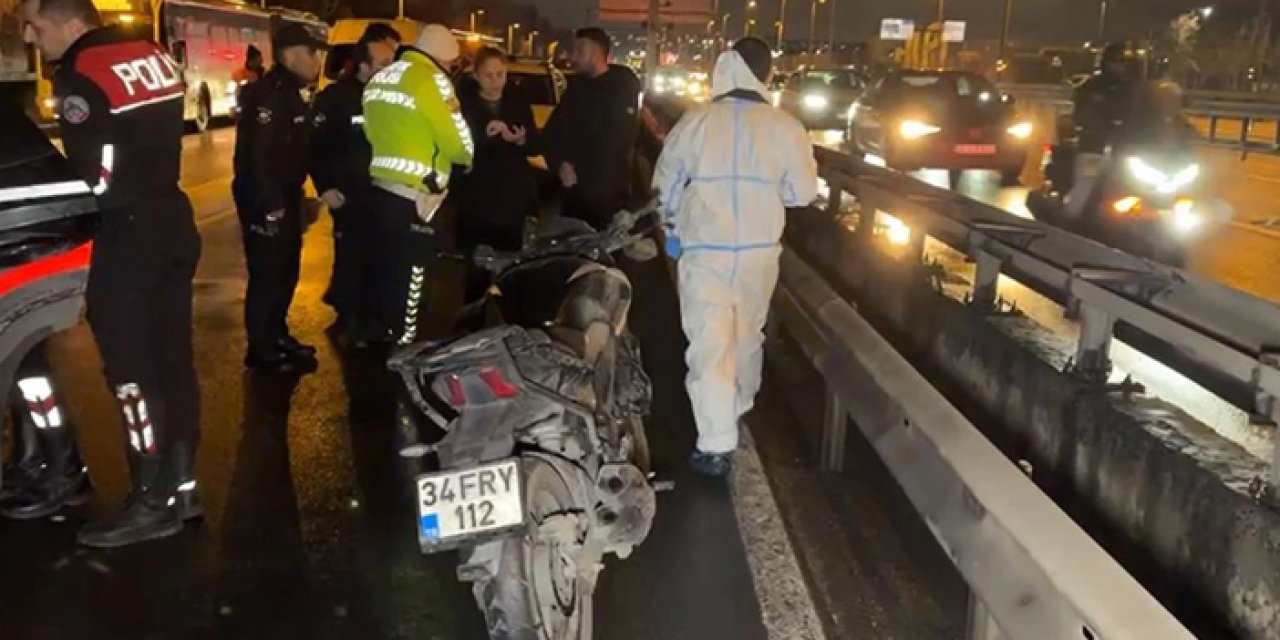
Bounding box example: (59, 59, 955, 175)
(0, 129, 768, 640)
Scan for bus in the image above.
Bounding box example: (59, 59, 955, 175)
(35, 0, 327, 130)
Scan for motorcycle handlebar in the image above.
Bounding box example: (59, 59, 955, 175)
(466, 198, 662, 273)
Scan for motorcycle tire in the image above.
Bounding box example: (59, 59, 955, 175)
(475, 457, 593, 640)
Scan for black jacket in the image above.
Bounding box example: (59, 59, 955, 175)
(53, 27, 186, 213)
(233, 65, 311, 216)
(308, 73, 371, 198)
(543, 65, 641, 220)
(454, 77, 539, 239)
(1072, 72, 1136, 154)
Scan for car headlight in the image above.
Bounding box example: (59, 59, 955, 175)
(803, 94, 829, 111)
(1166, 163, 1200, 194)
(1172, 197, 1201, 233)
(1126, 156, 1168, 187)
(1006, 121, 1033, 139)
(1126, 157, 1200, 194)
(898, 119, 941, 139)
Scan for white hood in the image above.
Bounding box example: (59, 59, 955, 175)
(710, 50, 769, 99)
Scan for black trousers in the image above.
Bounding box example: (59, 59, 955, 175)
(86, 196, 201, 492)
(240, 205, 303, 358)
(370, 188, 437, 344)
(328, 191, 378, 329)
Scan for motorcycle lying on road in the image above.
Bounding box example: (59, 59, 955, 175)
(1027, 134, 1207, 268)
(388, 200, 661, 640)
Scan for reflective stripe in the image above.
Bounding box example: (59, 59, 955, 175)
(92, 144, 114, 196)
(109, 91, 183, 115)
(17, 377, 62, 429)
(363, 87, 416, 109)
(452, 111, 474, 156)
(116, 382, 156, 455)
(399, 265, 426, 345)
(683, 242, 779, 253)
(178, 480, 198, 492)
(351, 115, 365, 125)
(0, 180, 92, 204)
(433, 71, 473, 155)
(372, 156, 429, 178)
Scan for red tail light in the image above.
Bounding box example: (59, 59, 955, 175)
(478, 367, 520, 399)
(439, 366, 521, 407)
(445, 374, 466, 406)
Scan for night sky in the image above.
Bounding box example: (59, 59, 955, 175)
(494, 0, 1217, 46)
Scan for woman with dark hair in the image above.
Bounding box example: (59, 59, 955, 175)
(454, 46, 539, 305)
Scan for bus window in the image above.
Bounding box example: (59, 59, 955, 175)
(170, 40, 188, 67)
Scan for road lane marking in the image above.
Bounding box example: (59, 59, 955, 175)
(731, 425, 828, 640)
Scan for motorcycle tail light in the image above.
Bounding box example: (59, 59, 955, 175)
(478, 367, 520, 399)
(437, 366, 521, 407)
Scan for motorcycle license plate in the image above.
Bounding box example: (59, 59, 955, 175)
(955, 144, 997, 155)
(416, 459, 524, 549)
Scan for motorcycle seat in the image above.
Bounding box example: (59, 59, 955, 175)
(546, 321, 613, 366)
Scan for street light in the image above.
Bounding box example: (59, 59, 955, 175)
(746, 18, 757, 37)
(470, 9, 485, 33)
(777, 0, 789, 49)
(826, 0, 837, 58)
(507, 23, 520, 53)
(526, 30, 539, 57)
(1199, 5, 1214, 18)
(809, 0, 827, 57)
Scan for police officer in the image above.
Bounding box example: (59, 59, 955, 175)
(21, 0, 202, 546)
(0, 345, 93, 519)
(363, 24, 473, 346)
(311, 26, 397, 346)
(233, 24, 326, 373)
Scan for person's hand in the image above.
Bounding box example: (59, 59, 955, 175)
(319, 189, 345, 210)
(485, 120, 506, 138)
(502, 124, 527, 146)
(559, 162, 578, 188)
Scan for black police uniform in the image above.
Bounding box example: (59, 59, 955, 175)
(233, 63, 315, 369)
(308, 72, 379, 340)
(53, 26, 203, 546)
(0, 344, 92, 519)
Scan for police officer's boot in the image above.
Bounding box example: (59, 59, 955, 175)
(77, 385, 181, 548)
(171, 442, 203, 522)
(2, 378, 93, 520)
(1, 402, 42, 503)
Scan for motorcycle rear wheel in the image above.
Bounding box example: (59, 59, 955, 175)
(475, 457, 593, 640)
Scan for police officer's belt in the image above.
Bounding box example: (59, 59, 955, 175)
(373, 178, 422, 202)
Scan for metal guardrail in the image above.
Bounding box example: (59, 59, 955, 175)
(813, 146, 1280, 488)
(1000, 83, 1280, 154)
(773, 247, 1194, 640)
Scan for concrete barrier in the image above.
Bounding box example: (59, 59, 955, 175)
(783, 208, 1280, 638)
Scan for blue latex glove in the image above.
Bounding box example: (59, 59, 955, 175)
(664, 233, 683, 259)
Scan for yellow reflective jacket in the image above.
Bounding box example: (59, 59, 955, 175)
(362, 48, 473, 193)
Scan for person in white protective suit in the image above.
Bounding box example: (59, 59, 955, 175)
(652, 37, 818, 476)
